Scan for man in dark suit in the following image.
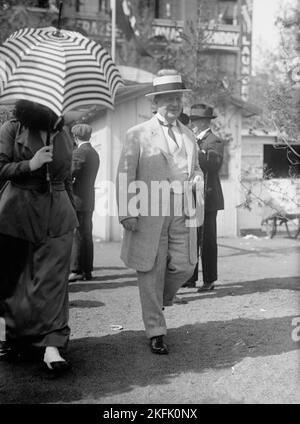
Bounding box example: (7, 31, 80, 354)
(183, 103, 224, 291)
(69, 124, 100, 282)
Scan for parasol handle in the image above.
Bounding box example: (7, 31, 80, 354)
(55, 2, 64, 36)
(46, 129, 52, 194)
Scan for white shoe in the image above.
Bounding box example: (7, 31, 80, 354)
(43, 346, 71, 374)
(43, 346, 65, 369)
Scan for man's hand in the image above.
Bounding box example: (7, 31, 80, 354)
(122, 217, 138, 232)
(29, 146, 53, 171)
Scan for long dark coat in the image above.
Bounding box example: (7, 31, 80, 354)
(0, 119, 78, 244)
(197, 129, 224, 212)
(72, 142, 100, 212)
(0, 119, 78, 348)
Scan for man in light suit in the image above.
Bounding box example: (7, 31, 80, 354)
(116, 70, 204, 354)
(69, 124, 100, 282)
(183, 103, 224, 291)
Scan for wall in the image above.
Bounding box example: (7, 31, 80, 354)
(217, 104, 243, 237)
(238, 132, 300, 233)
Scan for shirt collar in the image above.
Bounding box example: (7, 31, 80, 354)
(197, 128, 210, 140)
(78, 141, 90, 148)
(156, 113, 177, 127)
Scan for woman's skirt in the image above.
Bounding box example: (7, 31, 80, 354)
(0, 231, 73, 349)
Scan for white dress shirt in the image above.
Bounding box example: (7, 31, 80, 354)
(78, 141, 90, 148)
(197, 127, 210, 141)
(156, 113, 182, 153)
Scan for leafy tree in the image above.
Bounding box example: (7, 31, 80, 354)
(246, 0, 300, 142)
(118, 0, 237, 104)
(0, 0, 56, 44)
(239, 0, 300, 232)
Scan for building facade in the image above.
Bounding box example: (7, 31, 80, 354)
(1, 0, 259, 239)
(12, 0, 253, 102)
(239, 130, 300, 237)
(59, 0, 257, 239)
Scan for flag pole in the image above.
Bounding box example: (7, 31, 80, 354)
(111, 0, 116, 62)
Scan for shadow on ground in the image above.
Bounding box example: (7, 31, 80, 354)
(69, 276, 299, 296)
(91, 273, 136, 282)
(69, 300, 105, 309)
(180, 276, 300, 302)
(93, 267, 128, 271)
(68, 278, 137, 293)
(1, 313, 298, 404)
(218, 242, 300, 258)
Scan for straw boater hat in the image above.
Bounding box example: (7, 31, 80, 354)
(190, 103, 217, 120)
(145, 69, 191, 98)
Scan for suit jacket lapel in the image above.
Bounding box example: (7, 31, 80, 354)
(148, 117, 195, 176)
(201, 128, 211, 141)
(178, 122, 194, 177)
(149, 116, 170, 155)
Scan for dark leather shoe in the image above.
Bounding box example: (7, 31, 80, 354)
(181, 281, 196, 288)
(197, 282, 215, 292)
(0, 341, 24, 362)
(0, 341, 15, 361)
(0, 340, 10, 355)
(150, 336, 168, 355)
(83, 272, 93, 281)
(68, 272, 84, 282)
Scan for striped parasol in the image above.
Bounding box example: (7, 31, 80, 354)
(0, 26, 124, 117)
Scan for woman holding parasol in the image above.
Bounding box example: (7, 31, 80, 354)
(0, 1, 123, 373)
(0, 100, 78, 374)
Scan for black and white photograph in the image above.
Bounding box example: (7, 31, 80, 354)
(0, 0, 299, 409)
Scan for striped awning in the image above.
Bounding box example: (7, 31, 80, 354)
(0, 27, 124, 117)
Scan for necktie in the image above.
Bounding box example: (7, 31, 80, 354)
(158, 119, 179, 148)
(167, 123, 179, 148)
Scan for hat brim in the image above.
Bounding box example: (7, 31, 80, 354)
(145, 88, 192, 98)
(190, 114, 217, 119)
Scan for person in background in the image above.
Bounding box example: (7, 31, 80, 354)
(178, 111, 190, 126)
(68, 124, 100, 282)
(170, 108, 193, 304)
(0, 100, 78, 374)
(116, 70, 204, 354)
(183, 103, 224, 291)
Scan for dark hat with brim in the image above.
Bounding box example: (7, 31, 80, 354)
(190, 103, 217, 119)
(145, 73, 191, 98)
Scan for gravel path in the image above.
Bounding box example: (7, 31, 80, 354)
(1, 236, 299, 404)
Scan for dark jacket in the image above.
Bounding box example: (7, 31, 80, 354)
(72, 142, 100, 212)
(197, 129, 224, 212)
(0, 119, 78, 245)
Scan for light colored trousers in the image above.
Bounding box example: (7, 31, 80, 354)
(137, 207, 196, 339)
